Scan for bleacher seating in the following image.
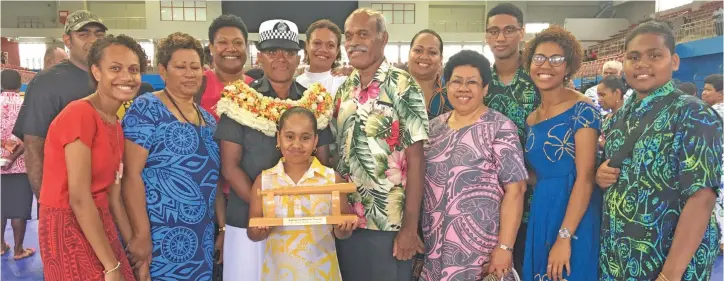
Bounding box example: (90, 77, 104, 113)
(574, 1, 723, 80)
(659, 8, 692, 21)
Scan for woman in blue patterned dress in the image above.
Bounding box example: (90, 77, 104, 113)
(521, 26, 602, 281)
(122, 33, 221, 281)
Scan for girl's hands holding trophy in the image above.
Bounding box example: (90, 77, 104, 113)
(248, 226, 273, 241)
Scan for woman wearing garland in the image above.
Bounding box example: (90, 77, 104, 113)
(214, 19, 335, 280)
(122, 32, 220, 281)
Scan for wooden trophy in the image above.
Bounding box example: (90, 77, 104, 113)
(248, 183, 359, 227)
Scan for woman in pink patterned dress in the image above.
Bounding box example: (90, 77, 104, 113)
(420, 50, 528, 281)
(0, 69, 35, 260)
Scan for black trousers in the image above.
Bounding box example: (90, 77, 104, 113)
(337, 228, 413, 281)
(513, 185, 533, 273)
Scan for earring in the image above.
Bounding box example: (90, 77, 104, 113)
(313, 148, 317, 153)
(275, 145, 280, 150)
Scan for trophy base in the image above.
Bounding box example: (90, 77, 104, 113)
(249, 214, 358, 227)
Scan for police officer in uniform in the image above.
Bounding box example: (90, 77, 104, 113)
(214, 19, 333, 281)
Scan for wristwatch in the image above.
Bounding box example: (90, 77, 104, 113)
(219, 226, 226, 232)
(558, 228, 577, 240)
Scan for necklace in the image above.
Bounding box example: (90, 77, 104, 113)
(535, 99, 570, 123)
(89, 99, 117, 124)
(447, 107, 486, 131)
(164, 89, 203, 125)
(86, 97, 123, 184)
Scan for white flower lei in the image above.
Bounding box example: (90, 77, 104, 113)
(216, 80, 334, 137)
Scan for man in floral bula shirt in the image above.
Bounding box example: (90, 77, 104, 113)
(333, 8, 429, 281)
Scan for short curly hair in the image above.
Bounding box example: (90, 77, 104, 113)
(304, 19, 343, 69)
(443, 50, 493, 88)
(523, 25, 583, 80)
(155, 32, 205, 68)
(705, 74, 723, 92)
(87, 34, 148, 88)
(208, 14, 249, 43)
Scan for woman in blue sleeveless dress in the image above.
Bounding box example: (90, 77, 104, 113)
(521, 26, 602, 281)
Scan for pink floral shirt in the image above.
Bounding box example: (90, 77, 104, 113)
(1, 91, 26, 174)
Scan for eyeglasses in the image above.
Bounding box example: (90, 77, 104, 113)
(261, 49, 298, 58)
(485, 26, 521, 39)
(448, 79, 482, 91)
(532, 54, 566, 67)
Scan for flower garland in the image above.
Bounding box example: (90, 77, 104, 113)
(216, 79, 334, 137)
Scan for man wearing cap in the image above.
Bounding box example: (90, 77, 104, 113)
(13, 10, 107, 213)
(333, 8, 428, 281)
(214, 19, 334, 280)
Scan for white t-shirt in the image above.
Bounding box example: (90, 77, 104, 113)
(295, 68, 348, 99)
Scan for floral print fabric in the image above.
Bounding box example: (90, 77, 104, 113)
(523, 101, 602, 281)
(333, 60, 429, 231)
(0, 91, 25, 174)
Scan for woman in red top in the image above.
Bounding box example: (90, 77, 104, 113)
(38, 34, 148, 281)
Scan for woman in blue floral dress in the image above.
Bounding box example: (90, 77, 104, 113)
(521, 26, 602, 281)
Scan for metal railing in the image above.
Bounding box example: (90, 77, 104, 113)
(428, 20, 485, 33)
(16, 16, 56, 28)
(676, 19, 717, 43)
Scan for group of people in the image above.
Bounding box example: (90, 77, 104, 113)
(1, 3, 723, 281)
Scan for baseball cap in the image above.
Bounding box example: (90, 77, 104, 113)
(256, 19, 301, 51)
(64, 10, 107, 34)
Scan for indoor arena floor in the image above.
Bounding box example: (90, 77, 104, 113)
(1, 199, 722, 281)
